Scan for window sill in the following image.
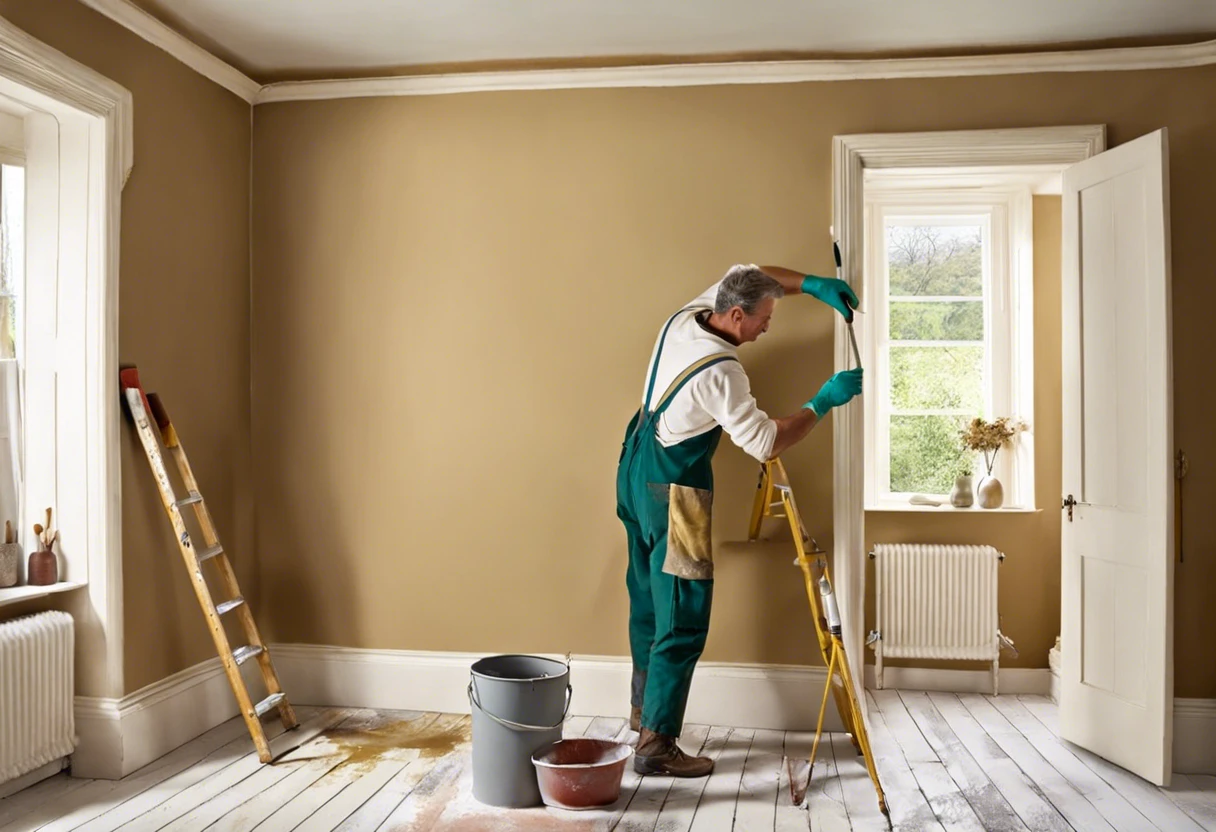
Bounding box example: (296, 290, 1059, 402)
(0, 581, 87, 608)
(866, 504, 1041, 514)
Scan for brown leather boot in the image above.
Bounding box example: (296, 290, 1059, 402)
(633, 728, 714, 777)
(629, 706, 642, 733)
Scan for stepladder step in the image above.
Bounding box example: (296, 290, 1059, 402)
(196, 544, 223, 563)
(254, 692, 287, 718)
(215, 597, 245, 615)
(174, 491, 203, 508)
(232, 644, 264, 666)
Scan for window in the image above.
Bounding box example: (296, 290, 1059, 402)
(863, 185, 1034, 509)
(0, 52, 130, 614)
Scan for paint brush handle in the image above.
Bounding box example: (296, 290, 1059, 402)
(836, 242, 864, 368)
(847, 322, 862, 369)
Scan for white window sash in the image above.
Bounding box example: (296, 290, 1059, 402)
(863, 188, 1035, 509)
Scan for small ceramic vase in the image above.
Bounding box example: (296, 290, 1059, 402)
(28, 547, 57, 586)
(978, 476, 1004, 509)
(950, 475, 974, 508)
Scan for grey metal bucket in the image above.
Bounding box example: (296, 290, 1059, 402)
(468, 654, 571, 807)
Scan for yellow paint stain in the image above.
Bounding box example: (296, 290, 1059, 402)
(323, 714, 471, 771)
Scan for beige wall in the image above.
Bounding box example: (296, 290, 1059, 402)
(254, 67, 1216, 698)
(865, 196, 1062, 673)
(0, 6, 1203, 705)
(0, 0, 253, 694)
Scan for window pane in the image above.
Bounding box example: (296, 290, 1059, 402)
(0, 164, 21, 360)
(890, 415, 968, 494)
(890, 301, 983, 341)
(887, 224, 983, 296)
(890, 346, 983, 411)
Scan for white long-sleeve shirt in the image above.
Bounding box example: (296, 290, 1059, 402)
(640, 281, 778, 462)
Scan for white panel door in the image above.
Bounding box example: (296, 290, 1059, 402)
(1060, 128, 1174, 785)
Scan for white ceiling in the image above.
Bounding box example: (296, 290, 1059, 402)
(136, 0, 1216, 79)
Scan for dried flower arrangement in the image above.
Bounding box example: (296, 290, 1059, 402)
(960, 417, 1025, 476)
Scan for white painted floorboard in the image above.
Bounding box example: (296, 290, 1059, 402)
(2, 695, 1212, 831)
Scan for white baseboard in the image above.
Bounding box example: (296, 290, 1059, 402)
(69, 645, 848, 779)
(269, 644, 847, 733)
(73, 657, 252, 779)
(64, 645, 1216, 781)
(863, 664, 1053, 696)
(1049, 643, 1061, 703)
(1173, 699, 1216, 775)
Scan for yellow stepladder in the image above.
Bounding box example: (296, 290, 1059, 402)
(748, 457, 888, 820)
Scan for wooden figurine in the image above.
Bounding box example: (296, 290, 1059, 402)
(0, 520, 18, 587)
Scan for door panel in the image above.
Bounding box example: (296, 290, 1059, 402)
(1061, 127, 1173, 786)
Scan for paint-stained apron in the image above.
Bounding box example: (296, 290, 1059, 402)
(616, 308, 736, 736)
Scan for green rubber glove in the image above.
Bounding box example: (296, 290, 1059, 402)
(805, 368, 863, 417)
(800, 274, 860, 322)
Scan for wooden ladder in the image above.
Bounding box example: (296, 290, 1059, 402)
(120, 366, 298, 762)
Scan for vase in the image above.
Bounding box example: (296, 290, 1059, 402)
(977, 476, 1004, 509)
(28, 548, 57, 586)
(950, 475, 974, 508)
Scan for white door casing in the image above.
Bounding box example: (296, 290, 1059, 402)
(1060, 128, 1174, 786)
(832, 126, 1105, 718)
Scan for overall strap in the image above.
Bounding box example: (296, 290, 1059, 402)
(653, 354, 737, 416)
(643, 306, 702, 413)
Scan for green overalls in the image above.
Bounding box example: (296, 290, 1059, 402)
(616, 308, 737, 737)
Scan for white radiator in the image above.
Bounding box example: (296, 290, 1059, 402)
(0, 611, 76, 785)
(871, 544, 1013, 694)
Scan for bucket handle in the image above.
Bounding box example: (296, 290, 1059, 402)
(468, 679, 573, 733)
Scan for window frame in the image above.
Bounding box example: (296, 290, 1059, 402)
(0, 16, 132, 720)
(862, 186, 1035, 510)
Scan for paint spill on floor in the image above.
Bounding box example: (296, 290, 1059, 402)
(380, 750, 608, 832)
(323, 714, 472, 771)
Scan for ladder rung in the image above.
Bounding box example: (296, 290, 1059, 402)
(232, 645, 264, 666)
(175, 492, 203, 508)
(254, 692, 287, 718)
(197, 544, 223, 563)
(215, 597, 245, 615)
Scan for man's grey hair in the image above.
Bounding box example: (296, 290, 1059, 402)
(714, 265, 784, 315)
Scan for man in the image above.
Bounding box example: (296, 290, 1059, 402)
(616, 263, 862, 777)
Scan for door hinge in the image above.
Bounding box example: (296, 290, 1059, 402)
(1062, 494, 1077, 522)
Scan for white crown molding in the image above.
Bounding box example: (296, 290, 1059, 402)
(44, 3, 1216, 105)
(76, 0, 260, 103)
(256, 38, 1216, 103)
